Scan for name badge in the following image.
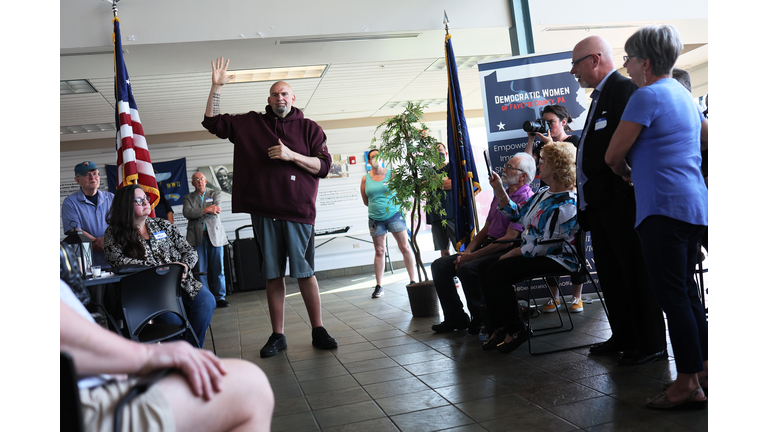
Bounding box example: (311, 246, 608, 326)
(595, 118, 607, 131)
(205, 198, 213, 203)
(153, 230, 168, 240)
(291, 175, 296, 181)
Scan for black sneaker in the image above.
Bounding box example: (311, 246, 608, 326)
(312, 326, 338, 349)
(260, 332, 287, 358)
(372, 285, 383, 298)
(431, 314, 471, 333)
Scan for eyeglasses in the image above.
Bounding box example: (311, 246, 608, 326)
(622, 55, 638, 62)
(571, 53, 599, 66)
(78, 171, 100, 179)
(192, 177, 206, 183)
(134, 197, 150, 206)
(504, 164, 521, 172)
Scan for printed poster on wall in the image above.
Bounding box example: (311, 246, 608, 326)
(478, 51, 600, 296)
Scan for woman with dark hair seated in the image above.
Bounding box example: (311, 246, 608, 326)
(104, 184, 215, 346)
(480, 141, 579, 353)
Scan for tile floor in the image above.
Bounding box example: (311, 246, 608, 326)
(202, 267, 708, 432)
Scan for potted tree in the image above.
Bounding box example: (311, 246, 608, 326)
(371, 102, 447, 317)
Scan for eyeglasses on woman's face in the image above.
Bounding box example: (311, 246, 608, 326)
(134, 196, 150, 206)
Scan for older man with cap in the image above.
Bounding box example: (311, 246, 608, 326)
(61, 161, 115, 268)
(183, 172, 229, 308)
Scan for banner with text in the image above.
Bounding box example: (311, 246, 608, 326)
(478, 51, 600, 297)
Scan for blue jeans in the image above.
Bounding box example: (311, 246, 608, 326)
(194, 235, 226, 301)
(155, 286, 215, 347)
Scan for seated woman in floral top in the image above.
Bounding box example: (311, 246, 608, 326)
(480, 141, 579, 353)
(104, 184, 215, 346)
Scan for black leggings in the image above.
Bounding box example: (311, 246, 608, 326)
(481, 256, 571, 334)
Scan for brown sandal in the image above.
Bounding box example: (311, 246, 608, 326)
(646, 387, 707, 410)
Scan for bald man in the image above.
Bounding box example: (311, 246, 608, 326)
(569, 36, 667, 365)
(202, 58, 337, 358)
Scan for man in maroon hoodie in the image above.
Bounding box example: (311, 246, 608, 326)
(202, 58, 337, 358)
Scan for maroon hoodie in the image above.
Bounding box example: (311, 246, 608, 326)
(202, 107, 331, 225)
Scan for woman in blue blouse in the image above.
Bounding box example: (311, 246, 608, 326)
(606, 24, 708, 410)
(481, 142, 579, 353)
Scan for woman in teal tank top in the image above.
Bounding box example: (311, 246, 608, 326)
(360, 149, 417, 298)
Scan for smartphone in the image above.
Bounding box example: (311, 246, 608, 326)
(483, 150, 492, 176)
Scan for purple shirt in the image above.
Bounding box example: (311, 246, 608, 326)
(486, 184, 533, 238)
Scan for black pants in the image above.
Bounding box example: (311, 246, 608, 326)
(637, 216, 707, 373)
(431, 251, 506, 322)
(482, 256, 571, 334)
(586, 196, 667, 354)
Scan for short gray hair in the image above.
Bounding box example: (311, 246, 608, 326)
(513, 152, 536, 185)
(624, 25, 683, 77)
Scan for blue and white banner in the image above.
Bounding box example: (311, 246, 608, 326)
(479, 51, 588, 174)
(107, 157, 189, 206)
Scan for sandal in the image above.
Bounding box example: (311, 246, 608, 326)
(646, 387, 707, 410)
(662, 375, 708, 396)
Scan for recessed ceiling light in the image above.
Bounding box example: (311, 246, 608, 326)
(60, 80, 98, 95)
(60, 124, 116, 135)
(229, 65, 328, 83)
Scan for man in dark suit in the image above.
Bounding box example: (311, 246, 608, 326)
(570, 36, 667, 365)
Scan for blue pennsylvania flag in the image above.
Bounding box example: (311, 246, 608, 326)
(445, 34, 481, 250)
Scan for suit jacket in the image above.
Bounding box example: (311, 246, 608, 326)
(579, 71, 637, 211)
(182, 188, 228, 248)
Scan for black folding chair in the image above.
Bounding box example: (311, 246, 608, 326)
(120, 264, 201, 347)
(61, 352, 85, 432)
(521, 231, 609, 355)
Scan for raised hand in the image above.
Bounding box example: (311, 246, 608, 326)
(211, 57, 234, 87)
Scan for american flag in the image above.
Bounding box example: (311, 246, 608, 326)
(113, 17, 159, 216)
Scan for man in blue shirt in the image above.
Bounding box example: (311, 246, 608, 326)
(61, 161, 115, 268)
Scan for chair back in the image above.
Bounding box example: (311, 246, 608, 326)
(61, 352, 85, 432)
(119, 264, 195, 345)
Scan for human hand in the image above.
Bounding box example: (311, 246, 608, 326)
(489, 172, 503, 189)
(141, 341, 227, 401)
(172, 262, 189, 280)
(92, 236, 105, 252)
(268, 140, 295, 162)
(535, 132, 553, 144)
(204, 205, 221, 215)
(211, 57, 234, 87)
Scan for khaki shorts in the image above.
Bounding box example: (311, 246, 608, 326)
(79, 377, 175, 432)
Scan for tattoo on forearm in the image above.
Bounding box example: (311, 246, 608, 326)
(212, 93, 220, 116)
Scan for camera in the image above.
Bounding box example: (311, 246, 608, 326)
(523, 118, 549, 134)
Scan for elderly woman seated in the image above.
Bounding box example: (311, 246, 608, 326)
(104, 184, 216, 346)
(480, 142, 580, 353)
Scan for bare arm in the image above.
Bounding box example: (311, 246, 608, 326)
(360, 176, 369, 206)
(205, 58, 234, 117)
(605, 120, 644, 182)
(60, 300, 226, 400)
